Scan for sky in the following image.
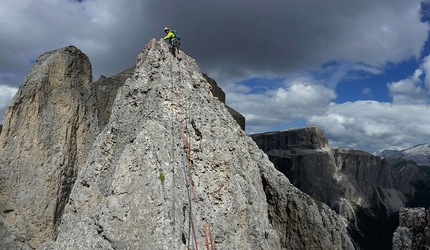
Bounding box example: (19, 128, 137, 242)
(1, 0, 430, 154)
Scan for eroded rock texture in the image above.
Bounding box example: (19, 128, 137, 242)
(392, 207, 430, 250)
(202, 73, 245, 130)
(92, 66, 136, 128)
(0, 40, 354, 249)
(36, 39, 354, 249)
(0, 46, 100, 248)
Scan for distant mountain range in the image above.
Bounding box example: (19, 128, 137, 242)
(380, 143, 430, 166)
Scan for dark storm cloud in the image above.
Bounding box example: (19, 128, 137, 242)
(1, 0, 429, 153)
(144, 0, 428, 85)
(1, 0, 427, 87)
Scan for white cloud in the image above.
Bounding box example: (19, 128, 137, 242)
(387, 60, 429, 104)
(309, 58, 430, 153)
(412, 68, 423, 82)
(1, 0, 429, 155)
(232, 54, 430, 154)
(351, 64, 384, 75)
(362, 88, 372, 97)
(226, 75, 337, 133)
(387, 79, 428, 104)
(421, 55, 430, 90)
(0, 85, 18, 123)
(308, 101, 430, 153)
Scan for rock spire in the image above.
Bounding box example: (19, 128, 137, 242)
(1, 40, 354, 249)
(0, 46, 100, 248)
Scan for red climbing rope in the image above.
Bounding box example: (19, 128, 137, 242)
(171, 55, 199, 250)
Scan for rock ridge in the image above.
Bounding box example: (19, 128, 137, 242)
(43, 39, 353, 249)
(1, 40, 354, 249)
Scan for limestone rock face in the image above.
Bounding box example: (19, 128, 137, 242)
(252, 127, 412, 215)
(392, 207, 430, 250)
(92, 66, 136, 128)
(202, 73, 225, 103)
(38, 39, 354, 249)
(253, 126, 329, 151)
(0, 217, 32, 250)
(396, 160, 427, 185)
(202, 73, 246, 130)
(0, 46, 100, 248)
(251, 127, 415, 249)
(226, 105, 246, 131)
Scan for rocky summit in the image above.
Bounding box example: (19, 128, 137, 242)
(0, 39, 354, 249)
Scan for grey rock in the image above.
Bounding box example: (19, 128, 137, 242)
(226, 105, 246, 131)
(92, 66, 135, 128)
(251, 126, 416, 249)
(202, 73, 225, 103)
(40, 39, 354, 249)
(380, 149, 406, 159)
(392, 207, 430, 250)
(260, 166, 354, 250)
(0, 46, 100, 248)
(397, 160, 428, 185)
(91, 63, 246, 132)
(252, 126, 329, 151)
(202, 73, 246, 130)
(0, 217, 32, 250)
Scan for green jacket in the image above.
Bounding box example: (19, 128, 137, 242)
(163, 31, 176, 41)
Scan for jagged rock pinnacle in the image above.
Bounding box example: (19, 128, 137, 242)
(0, 45, 100, 248)
(1, 39, 354, 249)
(43, 38, 279, 249)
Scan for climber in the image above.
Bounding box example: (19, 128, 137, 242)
(163, 27, 181, 59)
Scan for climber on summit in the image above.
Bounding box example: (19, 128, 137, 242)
(163, 27, 181, 59)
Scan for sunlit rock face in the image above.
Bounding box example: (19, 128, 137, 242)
(0, 40, 355, 250)
(42, 39, 353, 249)
(0, 46, 100, 248)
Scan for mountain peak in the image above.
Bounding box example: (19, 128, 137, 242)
(380, 143, 430, 166)
(1, 39, 354, 249)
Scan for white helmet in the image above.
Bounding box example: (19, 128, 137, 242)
(164, 27, 170, 31)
